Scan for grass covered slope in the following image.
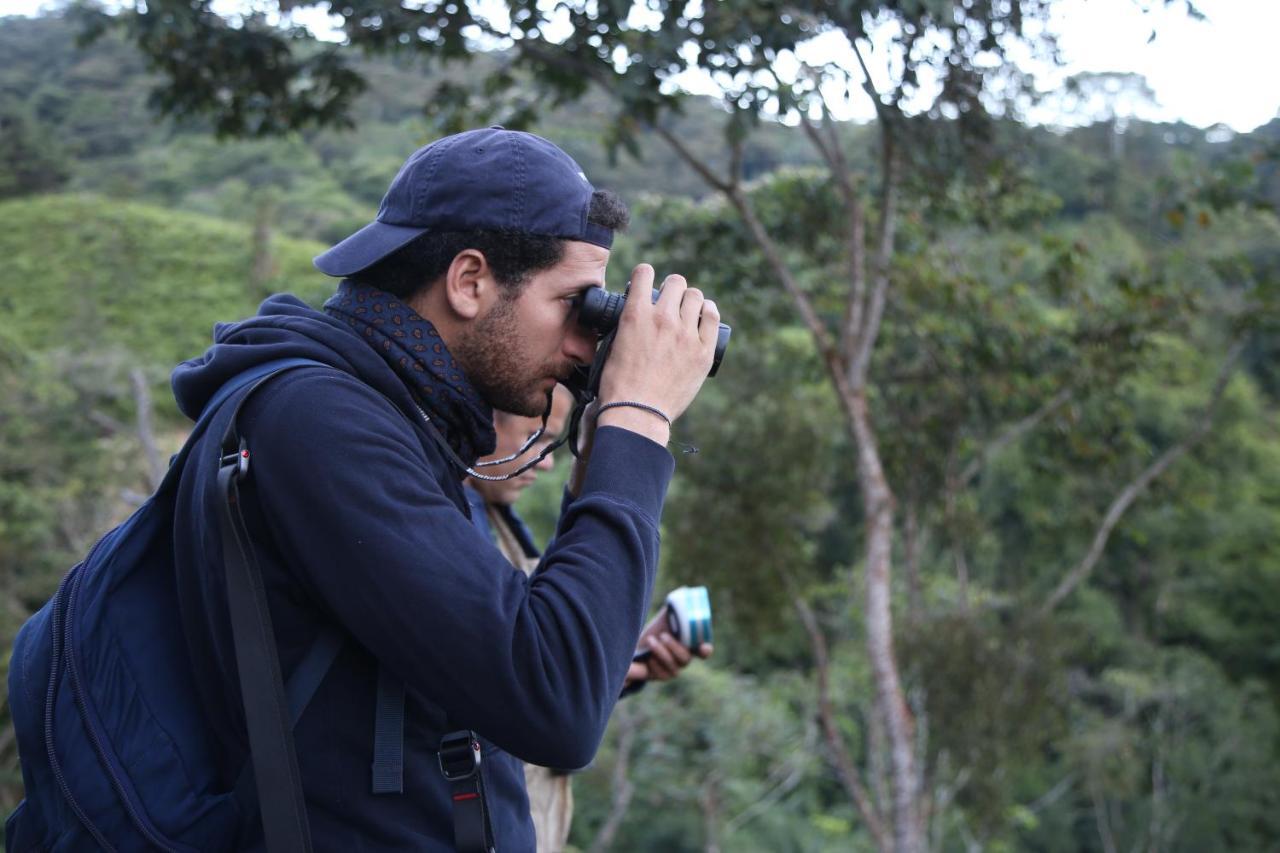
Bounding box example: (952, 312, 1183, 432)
(0, 194, 335, 369)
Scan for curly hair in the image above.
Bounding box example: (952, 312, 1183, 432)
(350, 189, 629, 299)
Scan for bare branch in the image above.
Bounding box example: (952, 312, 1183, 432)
(849, 129, 900, 384)
(652, 124, 734, 194)
(799, 106, 868, 366)
(1027, 774, 1076, 814)
(1041, 340, 1246, 614)
(959, 387, 1074, 488)
(902, 502, 924, 621)
(720, 181, 853, 404)
(723, 717, 817, 834)
(727, 132, 744, 189)
(943, 478, 972, 611)
(790, 586, 889, 850)
(1091, 781, 1120, 853)
(588, 703, 640, 853)
(131, 368, 165, 490)
(88, 409, 128, 435)
(849, 37, 893, 126)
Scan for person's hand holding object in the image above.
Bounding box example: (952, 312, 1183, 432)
(624, 609, 714, 686)
(595, 263, 719, 446)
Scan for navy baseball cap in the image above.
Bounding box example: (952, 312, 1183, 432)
(314, 127, 613, 277)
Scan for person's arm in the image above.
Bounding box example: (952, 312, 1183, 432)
(248, 371, 672, 769)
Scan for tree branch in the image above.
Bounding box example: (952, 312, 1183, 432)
(651, 123, 734, 194)
(959, 386, 1074, 488)
(131, 367, 165, 490)
(588, 702, 640, 853)
(849, 36, 893, 126)
(849, 126, 899, 384)
(790, 588, 889, 850)
(800, 106, 867, 366)
(1040, 340, 1245, 614)
(723, 717, 816, 835)
(718, 180, 856, 410)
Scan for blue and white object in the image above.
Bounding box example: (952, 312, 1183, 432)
(664, 585, 713, 649)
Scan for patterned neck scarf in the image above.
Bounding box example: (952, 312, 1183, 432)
(324, 281, 496, 465)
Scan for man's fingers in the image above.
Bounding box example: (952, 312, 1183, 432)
(679, 286, 705, 328)
(696, 643, 714, 660)
(626, 264, 655, 316)
(626, 661, 648, 684)
(645, 635, 683, 679)
(655, 273, 688, 320)
(663, 635, 694, 667)
(699, 299, 720, 348)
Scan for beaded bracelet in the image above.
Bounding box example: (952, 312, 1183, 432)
(596, 400, 672, 427)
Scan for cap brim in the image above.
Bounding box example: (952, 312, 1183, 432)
(313, 220, 430, 277)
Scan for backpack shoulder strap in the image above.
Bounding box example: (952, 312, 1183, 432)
(210, 358, 331, 853)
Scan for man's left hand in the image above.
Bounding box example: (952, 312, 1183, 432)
(624, 609, 713, 686)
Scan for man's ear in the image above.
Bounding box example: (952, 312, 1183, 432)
(442, 249, 498, 320)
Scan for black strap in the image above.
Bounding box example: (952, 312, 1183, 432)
(371, 666, 406, 794)
(234, 626, 345, 822)
(218, 445, 312, 853)
(214, 362, 330, 853)
(439, 731, 497, 853)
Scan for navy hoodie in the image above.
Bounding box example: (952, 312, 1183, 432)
(170, 294, 673, 851)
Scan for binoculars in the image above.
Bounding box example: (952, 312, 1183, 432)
(576, 286, 731, 377)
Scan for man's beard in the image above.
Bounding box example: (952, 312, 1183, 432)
(453, 294, 558, 417)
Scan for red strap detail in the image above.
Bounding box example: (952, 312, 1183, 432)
(453, 792, 480, 802)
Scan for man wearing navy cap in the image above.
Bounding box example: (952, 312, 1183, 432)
(168, 126, 719, 851)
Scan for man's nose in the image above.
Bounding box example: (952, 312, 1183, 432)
(534, 450, 556, 472)
(563, 321, 598, 366)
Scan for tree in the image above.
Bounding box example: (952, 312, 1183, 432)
(0, 101, 70, 198)
(79, 2, 1214, 850)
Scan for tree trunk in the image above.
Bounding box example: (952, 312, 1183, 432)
(654, 103, 925, 853)
(848, 391, 923, 853)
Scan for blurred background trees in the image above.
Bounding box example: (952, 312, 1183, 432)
(1, 3, 1277, 850)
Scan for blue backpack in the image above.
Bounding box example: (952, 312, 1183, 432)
(5, 359, 340, 853)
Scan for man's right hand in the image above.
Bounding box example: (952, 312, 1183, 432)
(595, 264, 719, 445)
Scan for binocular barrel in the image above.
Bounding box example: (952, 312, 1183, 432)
(577, 286, 731, 377)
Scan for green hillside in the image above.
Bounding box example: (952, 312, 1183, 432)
(0, 194, 333, 369)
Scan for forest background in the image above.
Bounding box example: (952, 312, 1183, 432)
(0, 2, 1278, 851)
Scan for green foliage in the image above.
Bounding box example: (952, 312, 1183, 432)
(0, 194, 331, 370)
(2, 6, 1279, 849)
(0, 101, 70, 199)
(570, 666, 858, 852)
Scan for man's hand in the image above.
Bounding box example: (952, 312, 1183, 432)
(596, 264, 719, 446)
(624, 608, 713, 687)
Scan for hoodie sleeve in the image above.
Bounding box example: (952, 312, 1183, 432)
(242, 370, 673, 769)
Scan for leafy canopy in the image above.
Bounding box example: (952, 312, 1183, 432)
(84, 1, 1064, 145)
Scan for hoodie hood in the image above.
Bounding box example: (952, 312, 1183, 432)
(172, 294, 495, 462)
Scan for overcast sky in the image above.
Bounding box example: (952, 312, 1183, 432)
(5, 0, 1276, 133)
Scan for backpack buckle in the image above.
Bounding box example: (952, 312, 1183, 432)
(220, 439, 251, 478)
(438, 730, 482, 782)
